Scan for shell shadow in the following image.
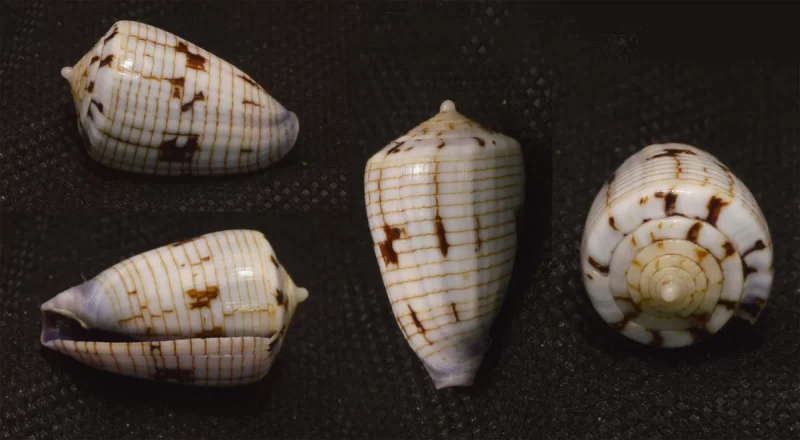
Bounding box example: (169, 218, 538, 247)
(469, 135, 553, 390)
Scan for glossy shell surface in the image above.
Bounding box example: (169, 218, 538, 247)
(61, 20, 299, 176)
(581, 143, 773, 347)
(41, 230, 308, 386)
(365, 100, 525, 388)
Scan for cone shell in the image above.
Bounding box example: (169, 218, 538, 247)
(364, 100, 525, 388)
(61, 21, 299, 176)
(40, 230, 309, 386)
(581, 143, 773, 348)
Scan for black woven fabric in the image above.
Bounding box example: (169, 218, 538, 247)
(1, 1, 799, 439)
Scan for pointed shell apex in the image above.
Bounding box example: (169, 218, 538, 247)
(439, 100, 456, 112)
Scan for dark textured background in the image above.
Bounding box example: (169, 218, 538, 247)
(1, 1, 799, 439)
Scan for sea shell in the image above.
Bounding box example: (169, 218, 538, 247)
(364, 100, 525, 388)
(580, 143, 773, 348)
(40, 230, 309, 386)
(61, 20, 299, 176)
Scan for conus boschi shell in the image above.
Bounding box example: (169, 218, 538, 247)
(61, 21, 299, 176)
(581, 143, 773, 348)
(41, 230, 309, 386)
(365, 100, 525, 389)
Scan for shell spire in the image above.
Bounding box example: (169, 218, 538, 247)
(365, 100, 525, 389)
(61, 20, 299, 176)
(580, 143, 773, 347)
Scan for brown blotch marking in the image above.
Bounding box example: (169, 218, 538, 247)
(492, 140, 497, 145)
(201, 256, 210, 262)
(435, 215, 449, 257)
(270, 255, 280, 267)
(181, 91, 205, 112)
(378, 225, 402, 266)
(588, 256, 609, 274)
(705, 196, 730, 226)
(648, 148, 697, 160)
(86, 81, 94, 93)
(743, 263, 757, 278)
(474, 215, 482, 251)
(609, 216, 619, 231)
(386, 141, 405, 155)
(237, 74, 258, 87)
(176, 41, 207, 71)
(158, 135, 199, 162)
(436, 131, 443, 136)
(448, 123, 455, 130)
(242, 99, 263, 107)
(407, 304, 431, 343)
(657, 241, 664, 249)
(474, 137, 485, 147)
(103, 27, 119, 44)
(658, 222, 663, 229)
(241, 148, 253, 153)
(168, 77, 185, 99)
(128, 290, 137, 296)
(696, 249, 709, 260)
(608, 172, 616, 185)
(90, 99, 103, 114)
(655, 190, 678, 216)
(437, 140, 446, 149)
(195, 327, 224, 338)
(739, 298, 766, 318)
(98, 54, 114, 68)
(586, 273, 594, 280)
(422, 128, 429, 134)
(742, 240, 766, 258)
(639, 195, 649, 205)
(649, 231, 656, 242)
(717, 299, 737, 310)
(723, 241, 736, 258)
(186, 286, 220, 309)
(172, 236, 199, 247)
(149, 341, 161, 355)
(631, 259, 641, 267)
(631, 236, 637, 246)
(153, 367, 194, 383)
(650, 332, 664, 347)
(275, 289, 285, 306)
(686, 222, 703, 243)
(145, 326, 154, 336)
(451, 303, 460, 322)
(90, 55, 100, 64)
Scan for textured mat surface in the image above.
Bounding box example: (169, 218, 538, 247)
(1, 1, 799, 439)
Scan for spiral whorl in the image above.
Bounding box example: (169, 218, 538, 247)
(581, 144, 773, 347)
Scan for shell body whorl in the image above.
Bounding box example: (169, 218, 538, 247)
(62, 20, 299, 176)
(365, 100, 525, 388)
(580, 143, 773, 348)
(40, 230, 308, 386)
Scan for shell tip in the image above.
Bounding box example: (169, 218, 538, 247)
(296, 287, 309, 303)
(60, 67, 73, 81)
(439, 100, 456, 113)
(424, 357, 483, 389)
(427, 366, 478, 390)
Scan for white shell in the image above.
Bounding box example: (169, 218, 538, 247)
(580, 143, 773, 348)
(40, 230, 309, 386)
(61, 21, 299, 176)
(364, 100, 525, 388)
